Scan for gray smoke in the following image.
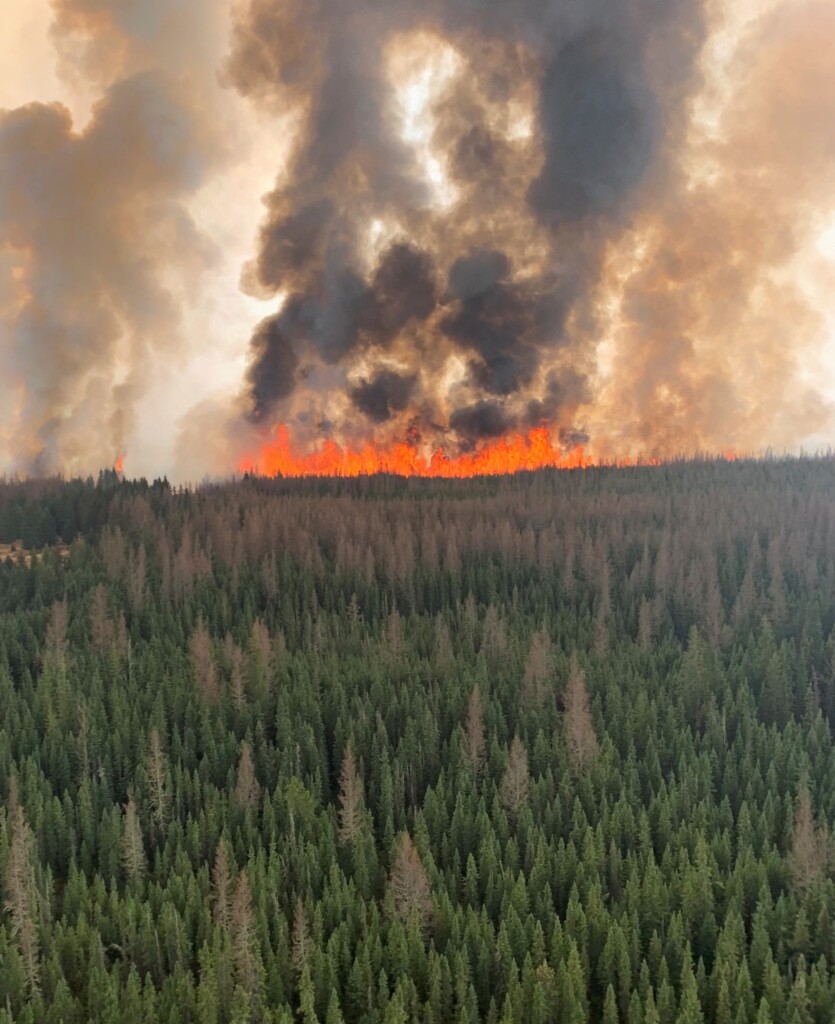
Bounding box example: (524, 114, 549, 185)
(350, 369, 417, 423)
(0, 0, 225, 474)
(6, 0, 834, 474)
(227, 0, 714, 450)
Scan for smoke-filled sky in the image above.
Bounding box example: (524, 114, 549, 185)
(2, 0, 835, 479)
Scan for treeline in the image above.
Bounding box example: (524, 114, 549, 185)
(2, 458, 835, 1022)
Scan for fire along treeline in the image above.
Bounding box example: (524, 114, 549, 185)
(2, 0, 835, 475)
(2, 457, 835, 1021)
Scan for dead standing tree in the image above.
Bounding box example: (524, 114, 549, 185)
(789, 783, 829, 895)
(464, 686, 486, 775)
(389, 832, 433, 931)
(338, 742, 364, 843)
(500, 735, 530, 817)
(564, 654, 599, 771)
(5, 797, 41, 996)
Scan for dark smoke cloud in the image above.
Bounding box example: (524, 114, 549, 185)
(441, 281, 538, 396)
(526, 368, 591, 428)
(252, 199, 335, 291)
(247, 241, 439, 422)
(447, 249, 510, 301)
(360, 243, 438, 345)
(450, 400, 513, 439)
(310, 254, 369, 364)
(453, 124, 498, 175)
(529, 29, 659, 224)
(247, 313, 300, 418)
(350, 370, 417, 423)
(441, 251, 573, 398)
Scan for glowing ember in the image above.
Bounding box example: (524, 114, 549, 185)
(240, 425, 594, 478)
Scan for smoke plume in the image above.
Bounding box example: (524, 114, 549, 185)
(3, 0, 835, 476)
(227, 0, 835, 459)
(0, 0, 227, 474)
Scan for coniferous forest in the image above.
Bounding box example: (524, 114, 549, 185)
(3, 459, 835, 1024)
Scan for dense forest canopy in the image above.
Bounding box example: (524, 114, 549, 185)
(2, 458, 835, 1023)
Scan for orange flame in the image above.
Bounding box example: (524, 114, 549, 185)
(115, 454, 125, 477)
(240, 425, 594, 478)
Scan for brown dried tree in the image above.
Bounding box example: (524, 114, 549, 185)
(77, 703, 91, 781)
(594, 555, 611, 653)
(115, 611, 129, 658)
(147, 727, 169, 833)
(385, 607, 403, 661)
(464, 685, 486, 774)
(637, 596, 656, 652)
(434, 618, 453, 669)
(291, 898, 310, 977)
(235, 741, 261, 810)
(212, 838, 235, 931)
(232, 869, 263, 999)
(249, 618, 272, 695)
(789, 783, 828, 894)
(128, 543, 146, 610)
(122, 791, 145, 884)
(337, 742, 364, 843)
(481, 604, 508, 664)
(100, 525, 127, 579)
(190, 620, 218, 702)
(500, 735, 530, 817)
(522, 628, 553, 709)
(227, 638, 247, 712)
(389, 832, 433, 929)
(5, 798, 40, 995)
(45, 599, 68, 674)
(564, 655, 599, 771)
(89, 583, 113, 653)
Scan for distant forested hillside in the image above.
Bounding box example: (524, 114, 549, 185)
(2, 459, 835, 1023)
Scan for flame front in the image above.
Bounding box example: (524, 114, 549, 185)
(240, 425, 594, 478)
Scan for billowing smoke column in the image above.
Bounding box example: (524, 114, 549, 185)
(228, 0, 666, 450)
(228, 0, 835, 461)
(0, 1, 225, 475)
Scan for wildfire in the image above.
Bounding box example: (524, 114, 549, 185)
(240, 425, 594, 478)
(115, 454, 125, 477)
